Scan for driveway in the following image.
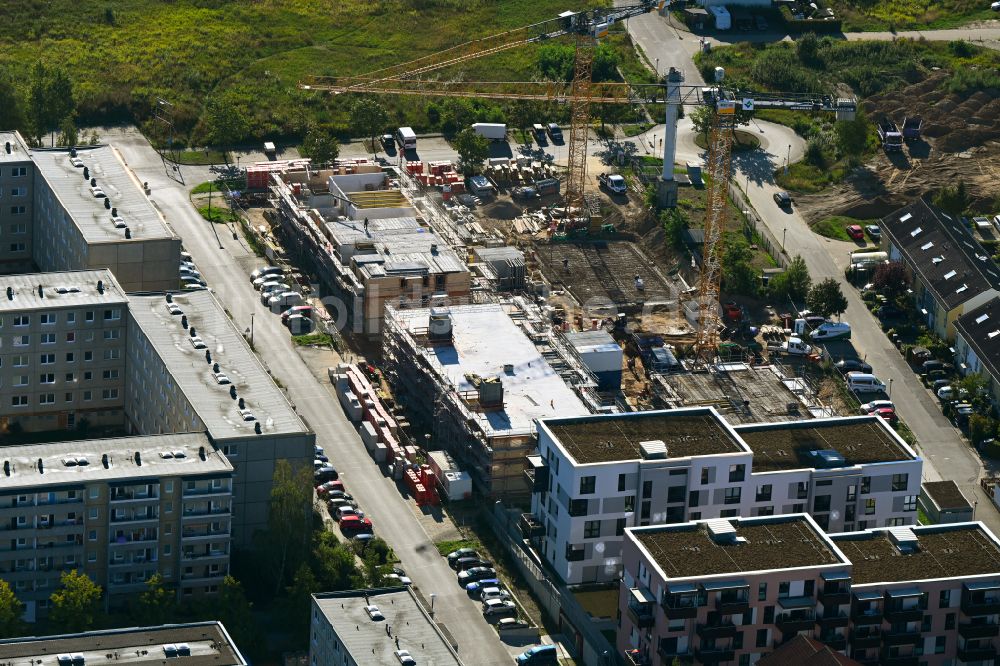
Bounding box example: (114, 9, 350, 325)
(100, 126, 515, 666)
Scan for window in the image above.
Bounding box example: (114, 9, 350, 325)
(892, 474, 909, 492)
(701, 468, 710, 485)
(84, 352, 93, 362)
(11, 167, 26, 177)
(618, 474, 626, 492)
(579, 476, 596, 495)
(9, 206, 25, 215)
(66, 312, 75, 324)
(84, 371, 92, 380)
(729, 464, 745, 483)
(642, 480, 652, 499)
(861, 476, 871, 494)
(724, 487, 741, 505)
(10, 224, 26, 235)
(640, 501, 651, 520)
(102, 388, 119, 400)
(40, 353, 54, 364)
(83, 390, 92, 401)
(720, 509, 738, 517)
(779, 581, 790, 597)
(757, 506, 774, 516)
(865, 498, 876, 515)
(164, 545, 172, 556)
(758, 582, 767, 601)
(8, 243, 24, 253)
(39, 313, 55, 325)
(38, 394, 54, 405)
(103, 308, 121, 321)
(39, 373, 54, 384)
(689, 512, 701, 520)
(88, 508, 98, 520)
(65, 332, 75, 343)
(64, 392, 71, 402)
(792, 503, 805, 512)
(104, 348, 121, 360)
(13, 375, 27, 387)
(795, 481, 809, 499)
(102, 369, 119, 380)
(12, 355, 25, 367)
(939, 589, 951, 608)
(584, 521, 600, 538)
(814, 495, 831, 512)
(935, 636, 946, 654)
(847, 485, 857, 502)
(816, 479, 832, 486)
(85, 311, 94, 322)
(763, 606, 774, 624)
(65, 373, 74, 382)
(667, 485, 685, 503)
(945, 613, 956, 630)
(10, 395, 27, 407)
(903, 495, 917, 512)
(615, 518, 626, 536)
(40, 333, 55, 344)
(103, 329, 120, 340)
(565, 543, 584, 562)
(569, 499, 589, 517)
(624, 496, 635, 512)
(13, 315, 28, 327)
(688, 490, 700, 508)
(804, 580, 814, 597)
(65, 352, 74, 362)
(756, 484, 772, 502)
(755, 629, 768, 648)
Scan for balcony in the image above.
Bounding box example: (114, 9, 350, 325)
(110, 512, 158, 525)
(182, 549, 229, 562)
(884, 606, 924, 623)
(627, 605, 655, 630)
(883, 629, 921, 646)
(819, 589, 851, 606)
(958, 645, 998, 662)
(663, 593, 699, 620)
(852, 609, 883, 625)
(695, 648, 734, 664)
(816, 611, 849, 629)
(624, 649, 650, 666)
(697, 622, 737, 639)
(959, 622, 1000, 639)
(881, 656, 919, 666)
(962, 597, 1000, 616)
(524, 455, 548, 493)
(716, 596, 750, 615)
(181, 529, 231, 541)
(519, 513, 544, 539)
(656, 644, 690, 661)
(181, 507, 230, 519)
(818, 634, 847, 651)
(850, 631, 882, 649)
(776, 613, 816, 634)
(109, 492, 159, 504)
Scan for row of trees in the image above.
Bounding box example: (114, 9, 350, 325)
(2, 62, 78, 147)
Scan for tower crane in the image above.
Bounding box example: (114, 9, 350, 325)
(300, 6, 856, 364)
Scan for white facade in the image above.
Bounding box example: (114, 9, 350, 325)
(525, 409, 923, 585)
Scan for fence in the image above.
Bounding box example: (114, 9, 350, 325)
(728, 180, 789, 269)
(484, 504, 619, 666)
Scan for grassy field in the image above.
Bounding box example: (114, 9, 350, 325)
(831, 0, 997, 31)
(197, 205, 240, 224)
(0, 0, 648, 145)
(812, 215, 875, 241)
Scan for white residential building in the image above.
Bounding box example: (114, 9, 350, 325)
(522, 409, 922, 585)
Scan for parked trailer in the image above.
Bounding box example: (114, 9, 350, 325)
(472, 123, 508, 141)
(902, 116, 922, 140)
(876, 118, 903, 152)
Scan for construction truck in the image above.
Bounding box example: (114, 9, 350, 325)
(902, 116, 922, 140)
(598, 173, 627, 194)
(876, 118, 903, 152)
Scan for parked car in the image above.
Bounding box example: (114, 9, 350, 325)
(836, 359, 873, 375)
(447, 548, 479, 568)
(386, 572, 412, 586)
(925, 369, 951, 383)
(516, 645, 558, 665)
(773, 191, 792, 208)
(181, 275, 206, 287)
(339, 515, 373, 534)
(326, 490, 354, 502)
(458, 567, 497, 584)
(394, 649, 417, 666)
(921, 360, 954, 375)
(874, 407, 898, 426)
(993, 0, 1000, 10)
(860, 400, 894, 414)
(865, 224, 882, 241)
(937, 385, 969, 401)
(846, 372, 886, 394)
(251, 266, 284, 282)
(930, 379, 952, 393)
(281, 305, 314, 322)
(285, 314, 314, 334)
(465, 578, 501, 597)
(953, 403, 976, 426)
(316, 480, 345, 496)
(334, 506, 360, 522)
(314, 466, 338, 482)
(480, 586, 511, 602)
(455, 557, 492, 572)
(846, 224, 865, 241)
(328, 497, 355, 512)
(482, 599, 517, 618)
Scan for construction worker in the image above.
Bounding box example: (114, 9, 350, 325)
(363, 217, 369, 233)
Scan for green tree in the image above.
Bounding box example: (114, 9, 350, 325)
(27, 62, 76, 146)
(49, 569, 102, 632)
(313, 531, 363, 591)
(723, 238, 758, 296)
(203, 93, 250, 147)
(350, 97, 390, 155)
(0, 579, 23, 638)
(537, 44, 575, 81)
(216, 576, 260, 655)
(969, 414, 996, 446)
(806, 277, 848, 318)
(660, 209, 687, 251)
(959, 373, 993, 413)
(690, 105, 713, 141)
(136, 573, 174, 626)
(795, 32, 822, 67)
(454, 127, 489, 175)
(591, 44, 620, 82)
(835, 113, 871, 161)
(769, 255, 811, 304)
(256, 460, 313, 596)
(57, 115, 79, 148)
(0, 73, 24, 133)
(933, 181, 970, 217)
(301, 125, 340, 165)
(281, 563, 318, 644)
(362, 549, 392, 588)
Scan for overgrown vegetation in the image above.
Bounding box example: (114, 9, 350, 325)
(829, 0, 996, 31)
(291, 332, 337, 348)
(197, 205, 240, 224)
(0, 0, 648, 147)
(813, 215, 876, 241)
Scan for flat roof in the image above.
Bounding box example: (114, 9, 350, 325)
(391, 304, 588, 436)
(734, 416, 917, 473)
(0, 622, 246, 665)
(0, 269, 126, 312)
(879, 199, 1000, 311)
(542, 408, 745, 465)
(128, 292, 308, 440)
(833, 523, 1000, 585)
(923, 480, 972, 510)
(0, 130, 31, 163)
(313, 588, 464, 666)
(31, 146, 177, 243)
(0, 433, 230, 492)
(326, 216, 466, 277)
(631, 515, 845, 580)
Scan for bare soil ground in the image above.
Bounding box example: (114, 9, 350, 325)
(795, 72, 1000, 224)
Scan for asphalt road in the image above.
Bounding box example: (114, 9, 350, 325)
(102, 127, 516, 666)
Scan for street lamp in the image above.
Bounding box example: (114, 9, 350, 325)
(785, 144, 791, 175)
(888, 377, 893, 399)
(250, 313, 255, 347)
(782, 227, 787, 252)
(655, 57, 659, 77)
(430, 593, 437, 616)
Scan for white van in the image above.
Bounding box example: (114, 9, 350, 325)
(396, 127, 417, 151)
(811, 322, 852, 341)
(846, 372, 886, 394)
(269, 291, 302, 311)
